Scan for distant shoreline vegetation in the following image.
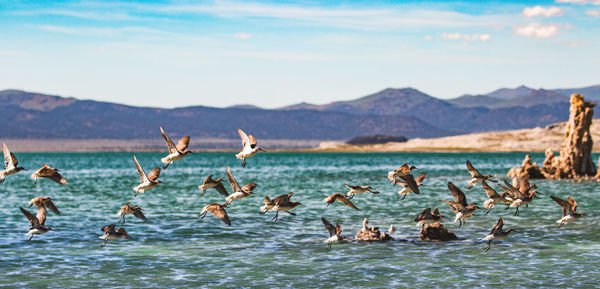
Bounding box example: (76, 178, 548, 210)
(346, 135, 408, 145)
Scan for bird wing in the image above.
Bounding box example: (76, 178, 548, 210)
(440, 200, 462, 213)
(321, 217, 336, 237)
(207, 205, 231, 226)
(415, 173, 427, 183)
(248, 134, 257, 148)
(38, 165, 68, 184)
(20, 207, 40, 228)
(43, 198, 61, 215)
(337, 196, 360, 210)
(399, 174, 420, 194)
(147, 167, 161, 182)
(489, 218, 504, 234)
(102, 224, 116, 233)
(226, 166, 241, 192)
(215, 182, 229, 197)
(336, 223, 342, 236)
(551, 196, 569, 216)
(447, 181, 467, 207)
(394, 163, 409, 175)
(466, 160, 482, 177)
(567, 197, 578, 213)
(503, 180, 524, 199)
(432, 208, 442, 217)
(263, 196, 273, 206)
(176, 136, 190, 152)
(133, 155, 148, 183)
(3, 143, 14, 169)
(518, 176, 531, 196)
(160, 127, 178, 154)
(238, 128, 250, 149)
(481, 181, 500, 198)
(415, 208, 431, 221)
(241, 183, 257, 194)
(133, 208, 148, 222)
(273, 192, 293, 205)
(36, 207, 47, 226)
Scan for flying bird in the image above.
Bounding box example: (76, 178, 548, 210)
(396, 173, 426, 200)
(99, 224, 131, 247)
(30, 164, 67, 185)
(1, 143, 26, 183)
(481, 181, 511, 215)
(322, 217, 345, 250)
(387, 163, 417, 183)
(235, 128, 265, 167)
(159, 126, 193, 169)
(324, 193, 360, 210)
(224, 166, 257, 205)
(466, 160, 496, 189)
(498, 179, 534, 216)
(344, 184, 380, 200)
(482, 218, 514, 251)
(198, 174, 228, 197)
(20, 207, 54, 240)
(414, 208, 444, 227)
(200, 203, 231, 226)
(132, 155, 162, 197)
(440, 182, 479, 228)
(551, 196, 585, 228)
(260, 192, 302, 221)
(116, 202, 148, 225)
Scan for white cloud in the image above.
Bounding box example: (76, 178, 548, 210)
(586, 9, 600, 16)
(560, 41, 588, 47)
(234, 33, 252, 40)
(514, 23, 560, 38)
(442, 33, 491, 42)
(523, 6, 563, 17)
(424, 35, 433, 40)
(555, 0, 600, 4)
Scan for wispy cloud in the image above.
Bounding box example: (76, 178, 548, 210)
(234, 33, 252, 40)
(586, 9, 600, 16)
(39, 25, 171, 37)
(523, 6, 563, 17)
(560, 41, 588, 47)
(16, 9, 139, 21)
(441, 33, 491, 42)
(514, 23, 560, 38)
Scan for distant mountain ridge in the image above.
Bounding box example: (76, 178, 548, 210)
(0, 84, 597, 141)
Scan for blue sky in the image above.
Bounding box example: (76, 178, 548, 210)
(0, 0, 598, 108)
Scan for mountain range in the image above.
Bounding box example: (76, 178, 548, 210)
(1, 84, 598, 141)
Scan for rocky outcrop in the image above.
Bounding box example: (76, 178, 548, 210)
(419, 223, 457, 241)
(540, 94, 596, 179)
(508, 94, 597, 180)
(507, 154, 545, 179)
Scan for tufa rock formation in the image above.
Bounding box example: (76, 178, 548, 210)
(419, 223, 457, 241)
(509, 94, 597, 179)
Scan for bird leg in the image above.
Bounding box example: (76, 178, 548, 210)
(28, 235, 33, 241)
(401, 195, 407, 200)
(327, 242, 332, 250)
(272, 211, 279, 221)
(286, 211, 296, 216)
(514, 207, 519, 216)
(201, 190, 205, 197)
(241, 159, 246, 168)
(458, 220, 463, 228)
(100, 240, 108, 247)
(484, 241, 491, 252)
(556, 222, 564, 228)
(122, 215, 126, 225)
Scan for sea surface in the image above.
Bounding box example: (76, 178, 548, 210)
(1, 152, 599, 288)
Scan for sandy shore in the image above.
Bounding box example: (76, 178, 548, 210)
(315, 121, 600, 152)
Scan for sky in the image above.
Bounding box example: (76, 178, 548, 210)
(0, 0, 599, 109)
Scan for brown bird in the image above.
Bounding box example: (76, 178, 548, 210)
(396, 172, 426, 199)
(387, 163, 417, 182)
(498, 179, 534, 216)
(344, 184, 380, 199)
(159, 126, 193, 169)
(551, 196, 585, 228)
(482, 218, 514, 251)
(30, 164, 67, 185)
(116, 202, 148, 225)
(20, 207, 53, 240)
(414, 207, 444, 227)
(260, 192, 303, 221)
(198, 174, 228, 197)
(200, 203, 231, 226)
(322, 217, 345, 250)
(224, 166, 257, 204)
(324, 193, 360, 210)
(481, 181, 511, 215)
(466, 160, 496, 189)
(440, 181, 479, 228)
(1, 143, 26, 183)
(133, 155, 162, 196)
(99, 224, 131, 247)
(28, 197, 61, 226)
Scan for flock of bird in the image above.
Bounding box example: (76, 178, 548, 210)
(1, 128, 586, 250)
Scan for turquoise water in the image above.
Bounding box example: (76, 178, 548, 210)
(1, 152, 599, 288)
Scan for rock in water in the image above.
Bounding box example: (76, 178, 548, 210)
(419, 223, 457, 241)
(508, 94, 597, 180)
(541, 94, 596, 179)
(355, 225, 395, 241)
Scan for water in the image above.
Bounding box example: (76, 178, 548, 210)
(1, 152, 599, 288)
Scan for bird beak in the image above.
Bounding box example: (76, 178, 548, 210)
(259, 148, 267, 152)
